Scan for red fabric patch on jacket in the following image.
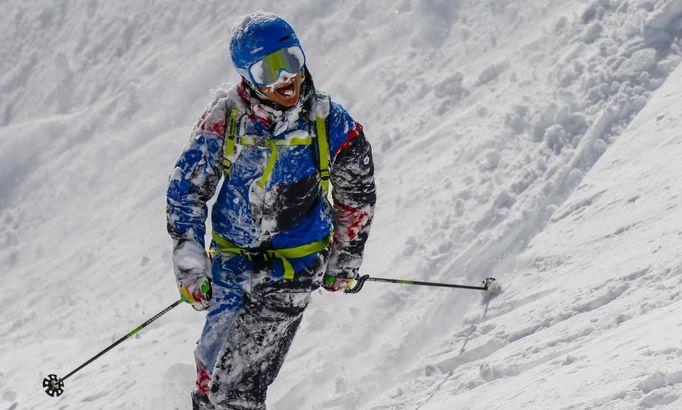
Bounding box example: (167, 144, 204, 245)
(198, 113, 226, 136)
(333, 199, 369, 247)
(335, 122, 363, 156)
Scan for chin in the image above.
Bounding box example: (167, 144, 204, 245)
(278, 95, 300, 107)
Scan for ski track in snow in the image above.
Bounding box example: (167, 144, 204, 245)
(2, 1, 682, 409)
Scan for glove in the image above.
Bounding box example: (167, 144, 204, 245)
(173, 240, 212, 311)
(322, 271, 358, 292)
(179, 276, 212, 311)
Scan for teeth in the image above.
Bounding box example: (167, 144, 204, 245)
(280, 86, 294, 96)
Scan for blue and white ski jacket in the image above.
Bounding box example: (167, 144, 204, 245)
(166, 80, 375, 280)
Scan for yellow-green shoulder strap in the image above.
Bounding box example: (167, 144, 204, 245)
(316, 116, 330, 196)
(313, 92, 331, 197)
(223, 105, 240, 175)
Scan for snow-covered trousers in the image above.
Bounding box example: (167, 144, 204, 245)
(193, 248, 328, 409)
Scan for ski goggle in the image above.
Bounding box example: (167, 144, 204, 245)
(247, 46, 306, 86)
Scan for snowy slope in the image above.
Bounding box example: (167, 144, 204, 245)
(389, 59, 682, 410)
(1, 1, 682, 410)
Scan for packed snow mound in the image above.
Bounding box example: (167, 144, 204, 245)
(1, 1, 682, 409)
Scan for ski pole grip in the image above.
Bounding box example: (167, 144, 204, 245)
(344, 274, 370, 294)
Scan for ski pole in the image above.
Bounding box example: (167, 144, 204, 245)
(43, 299, 183, 397)
(345, 275, 496, 294)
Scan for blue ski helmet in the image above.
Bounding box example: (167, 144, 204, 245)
(230, 12, 306, 86)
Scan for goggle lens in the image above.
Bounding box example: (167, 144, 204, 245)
(248, 46, 305, 86)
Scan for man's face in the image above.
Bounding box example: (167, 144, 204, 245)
(257, 72, 302, 108)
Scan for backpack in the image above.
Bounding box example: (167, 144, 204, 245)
(221, 91, 331, 197)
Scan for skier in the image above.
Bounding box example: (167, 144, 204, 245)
(166, 12, 376, 410)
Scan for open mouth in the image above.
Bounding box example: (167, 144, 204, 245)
(275, 81, 296, 98)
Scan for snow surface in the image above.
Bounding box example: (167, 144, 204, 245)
(2, 1, 682, 409)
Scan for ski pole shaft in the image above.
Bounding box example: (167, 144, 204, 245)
(44, 299, 183, 397)
(61, 299, 182, 381)
(368, 277, 489, 290)
(345, 275, 495, 294)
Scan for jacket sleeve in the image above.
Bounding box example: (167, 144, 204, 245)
(327, 105, 376, 277)
(166, 129, 224, 249)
